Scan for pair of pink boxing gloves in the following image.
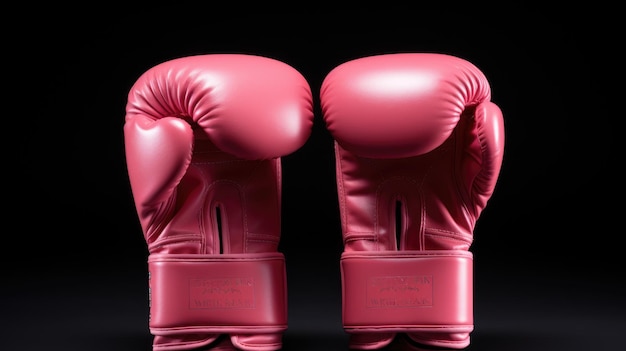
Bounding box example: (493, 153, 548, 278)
(124, 53, 505, 351)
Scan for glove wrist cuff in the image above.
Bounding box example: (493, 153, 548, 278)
(340, 250, 473, 333)
(147, 252, 287, 335)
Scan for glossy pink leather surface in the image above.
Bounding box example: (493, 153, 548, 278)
(124, 54, 314, 351)
(341, 250, 472, 330)
(321, 53, 505, 350)
(321, 53, 492, 159)
(149, 253, 287, 332)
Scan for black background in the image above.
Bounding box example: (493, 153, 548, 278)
(4, 7, 623, 351)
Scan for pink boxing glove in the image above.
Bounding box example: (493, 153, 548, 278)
(124, 54, 314, 351)
(320, 53, 505, 350)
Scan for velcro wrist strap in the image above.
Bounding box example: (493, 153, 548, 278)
(341, 250, 473, 333)
(148, 253, 287, 335)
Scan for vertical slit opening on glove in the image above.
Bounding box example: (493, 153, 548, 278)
(395, 200, 403, 251)
(215, 206, 224, 254)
